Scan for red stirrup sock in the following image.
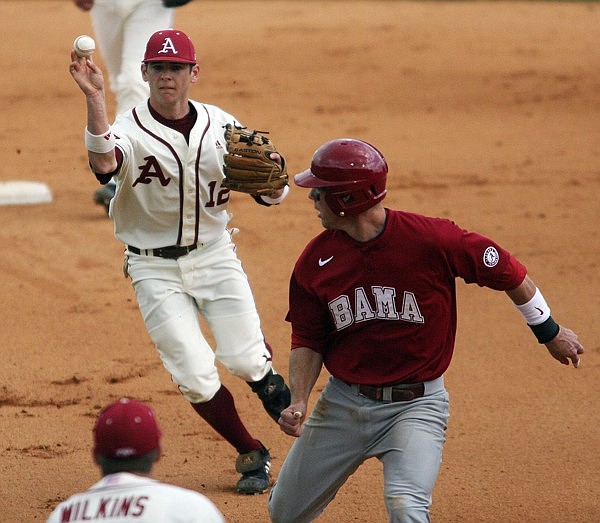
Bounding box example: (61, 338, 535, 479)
(190, 384, 261, 454)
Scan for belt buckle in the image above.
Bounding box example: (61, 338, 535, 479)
(155, 245, 185, 259)
(392, 388, 415, 402)
(382, 387, 393, 402)
(166, 244, 195, 259)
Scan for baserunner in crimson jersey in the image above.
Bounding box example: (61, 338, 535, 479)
(269, 138, 584, 523)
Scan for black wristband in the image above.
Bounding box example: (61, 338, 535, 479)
(529, 316, 560, 344)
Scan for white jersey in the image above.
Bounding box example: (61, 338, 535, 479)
(46, 472, 226, 523)
(110, 101, 239, 249)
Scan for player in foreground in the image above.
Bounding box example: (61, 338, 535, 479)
(268, 139, 584, 522)
(46, 398, 225, 522)
(69, 29, 290, 495)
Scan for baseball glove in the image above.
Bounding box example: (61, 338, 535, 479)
(162, 0, 192, 7)
(222, 124, 288, 196)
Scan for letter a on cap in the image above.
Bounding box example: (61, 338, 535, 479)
(159, 37, 178, 56)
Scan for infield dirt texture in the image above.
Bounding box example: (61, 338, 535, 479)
(1, 1, 598, 522)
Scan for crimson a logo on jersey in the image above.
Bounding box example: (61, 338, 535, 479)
(329, 287, 425, 331)
(133, 156, 171, 187)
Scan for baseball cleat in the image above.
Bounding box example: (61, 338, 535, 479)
(235, 443, 271, 495)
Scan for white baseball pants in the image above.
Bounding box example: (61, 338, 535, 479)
(126, 232, 273, 403)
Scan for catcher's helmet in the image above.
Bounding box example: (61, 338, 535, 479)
(294, 139, 388, 216)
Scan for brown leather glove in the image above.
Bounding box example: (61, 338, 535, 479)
(222, 124, 288, 196)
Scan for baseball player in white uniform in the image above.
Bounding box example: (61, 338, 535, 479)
(46, 398, 225, 523)
(69, 29, 291, 495)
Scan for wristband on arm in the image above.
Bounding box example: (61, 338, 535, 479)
(260, 184, 290, 205)
(514, 288, 560, 344)
(85, 126, 115, 153)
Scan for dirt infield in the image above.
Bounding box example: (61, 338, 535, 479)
(1, 1, 598, 521)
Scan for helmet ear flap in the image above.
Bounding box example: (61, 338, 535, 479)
(327, 190, 357, 217)
(339, 191, 357, 208)
(325, 183, 387, 217)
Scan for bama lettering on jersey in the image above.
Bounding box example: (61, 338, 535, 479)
(329, 287, 424, 330)
(59, 495, 148, 521)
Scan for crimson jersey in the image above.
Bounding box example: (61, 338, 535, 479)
(288, 209, 527, 384)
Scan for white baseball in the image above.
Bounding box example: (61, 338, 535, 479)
(73, 35, 96, 57)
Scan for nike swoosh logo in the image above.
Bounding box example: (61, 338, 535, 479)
(318, 256, 334, 267)
(534, 307, 544, 315)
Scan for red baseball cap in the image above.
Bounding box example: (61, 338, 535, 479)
(143, 29, 196, 64)
(93, 398, 162, 459)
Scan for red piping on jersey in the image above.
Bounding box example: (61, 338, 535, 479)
(194, 105, 212, 245)
(133, 107, 186, 244)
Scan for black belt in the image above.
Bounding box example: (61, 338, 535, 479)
(346, 381, 425, 402)
(127, 244, 198, 259)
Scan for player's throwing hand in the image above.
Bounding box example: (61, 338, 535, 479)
(69, 51, 105, 96)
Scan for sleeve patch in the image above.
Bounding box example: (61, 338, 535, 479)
(483, 246, 499, 267)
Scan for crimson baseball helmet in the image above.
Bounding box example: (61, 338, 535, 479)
(294, 138, 388, 216)
(93, 398, 162, 460)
